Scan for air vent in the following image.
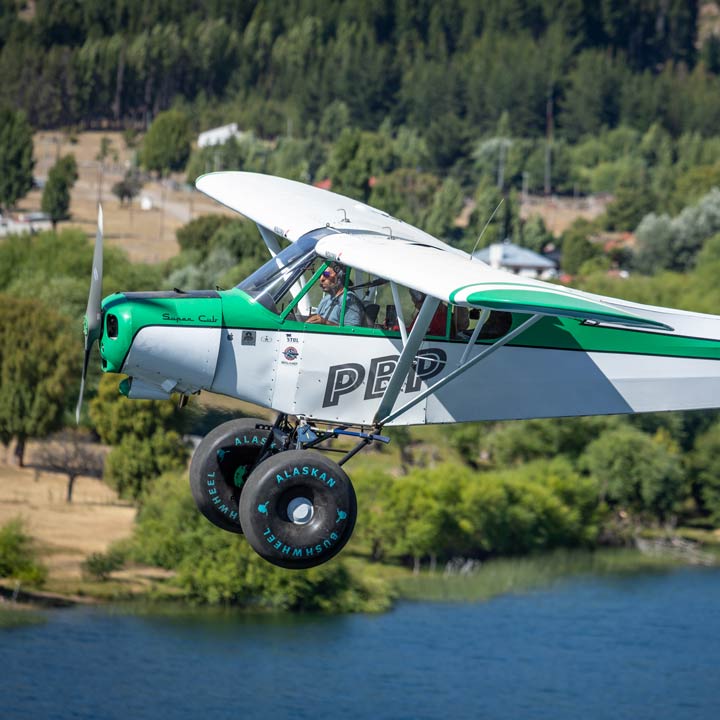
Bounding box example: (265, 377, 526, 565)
(106, 313, 119, 338)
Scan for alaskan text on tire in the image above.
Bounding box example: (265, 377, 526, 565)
(189, 418, 275, 534)
(238, 449, 357, 569)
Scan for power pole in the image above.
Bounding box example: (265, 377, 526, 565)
(544, 89, 553, 196)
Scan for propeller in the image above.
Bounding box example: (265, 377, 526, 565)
(75, 205, 104, 423)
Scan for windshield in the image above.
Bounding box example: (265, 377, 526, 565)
(237, 230, 330, 313)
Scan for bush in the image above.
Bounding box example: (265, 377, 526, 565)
(81, 547, 126, 581)
(0, 519, 47, 586)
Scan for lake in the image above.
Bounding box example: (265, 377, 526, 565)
(2, 566, 719, 720)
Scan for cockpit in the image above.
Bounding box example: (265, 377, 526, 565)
(237, 228, 511, 339)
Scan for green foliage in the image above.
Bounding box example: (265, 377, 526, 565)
(581, 426, 684, 519)
(689, 422, 720, 523)
(603, 167, 657, 232)
(131, 473, 392, 611)
(518, 215, 553, 253)
(368, 169, 439, 227)
(634, 189, 720, 273)
(81, 547, 126, 581)
(171, 216, 265, 289)
(561, 230, 600, 275)
(90, 374, 189, 500)
(461, 459, 601, 555)
(0, 107, 34, 211)
(90, 374, 187, 443)
(141, 109, 192, 175)
(0, 519, 47, 585)
(54, 153, 78, 184)
(176, 214, 231, 254)
(320, 128, 396, 201)
(104, 429, 188, 501)
(111, 170, 143, 205)
(482, 417, 618, 467)
(0, 295, 75, 460)
(41, 156, 75, 227)
(0, 229, 163, 321)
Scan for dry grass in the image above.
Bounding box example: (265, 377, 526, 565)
(24, 131, 232, 264)
(0, 454, 135, 581)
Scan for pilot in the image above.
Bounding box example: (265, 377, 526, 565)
(306, 262, 364, 326)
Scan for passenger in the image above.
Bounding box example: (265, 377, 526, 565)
(306, 262, 364, 326)
(408, 290, 448, 336)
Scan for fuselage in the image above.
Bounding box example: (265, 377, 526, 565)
(99, 286, 720, 426)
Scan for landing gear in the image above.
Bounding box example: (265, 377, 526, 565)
(239, 450, 357, 569)
(189, 418, 276, 534)
(190, 413, 388, 568)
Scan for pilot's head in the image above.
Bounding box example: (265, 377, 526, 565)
(320, 262, 346, 294)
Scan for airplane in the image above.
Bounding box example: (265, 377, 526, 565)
(77, 171, 720, 570)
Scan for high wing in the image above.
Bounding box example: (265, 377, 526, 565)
(197, 171, 673, 331)
(315, 232, 674, 331)
(195, 171, 454, 251)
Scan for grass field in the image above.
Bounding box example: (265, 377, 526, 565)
(0, 456, 135, 582)
(23, 131, 233, 264)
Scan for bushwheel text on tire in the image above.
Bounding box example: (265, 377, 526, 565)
(239, 449, 357, 569)
(189, 418, 275, 534)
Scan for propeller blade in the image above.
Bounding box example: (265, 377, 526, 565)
(85, 205, 104, 340)
(76, 205, 104, 424)
(75, 336, 92, 424)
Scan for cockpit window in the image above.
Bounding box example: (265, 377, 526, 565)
(237, 230, 331, 313)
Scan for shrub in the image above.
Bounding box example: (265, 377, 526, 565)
(0, 519, 47, 586)
(81, 548, 126, 581)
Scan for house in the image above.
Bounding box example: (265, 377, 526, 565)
(198, 123, 244, 148)
(474, 240, 557, 279)
(0, 211, 52, 237)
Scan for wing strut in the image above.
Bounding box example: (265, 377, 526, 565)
(377, 313, 543, 427)
(390, 282, 408, 346)
(458, 309, 490, 366)
(372, 295, 440, 424)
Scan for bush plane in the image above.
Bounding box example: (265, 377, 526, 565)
(78, 172, 720, 569)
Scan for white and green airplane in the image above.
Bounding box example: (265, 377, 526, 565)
(78, 172, 720, 569)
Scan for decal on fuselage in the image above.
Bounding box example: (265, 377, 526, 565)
(322, 349, 447, 407)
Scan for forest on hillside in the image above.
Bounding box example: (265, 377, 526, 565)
(0, 1, 716, 142)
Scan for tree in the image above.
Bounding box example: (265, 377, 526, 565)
(560, 219, 601, 275)
(111, 170, 142, 207)
(89, 374, 189, 500)
(0, 519, 47, 586)
(0, 108, 34, 213)
(41, 154, 78, 230)
(141, 109, 192, 175)
(581, 426, 684, 520)
(689, 422, 720, 523)
(0, 295, 75, 467)
(95, 135, 115, 204)
(35, 428, 104, 503)
(176, 214, 231, 254)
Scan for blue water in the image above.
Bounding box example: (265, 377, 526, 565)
(2, 567, 720, 720)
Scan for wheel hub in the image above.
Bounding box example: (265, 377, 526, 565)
(287, 496, 314, 525)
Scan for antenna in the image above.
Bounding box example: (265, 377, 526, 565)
(470, 198, 504, 259)
(337, 208, 349, 223)
(383, 225, 394, 240)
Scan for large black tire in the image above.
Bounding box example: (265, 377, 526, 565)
(239, 450, 357, 569)
(189, 418, 275, 534)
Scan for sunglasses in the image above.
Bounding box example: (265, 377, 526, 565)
(321, 270, 335, 278)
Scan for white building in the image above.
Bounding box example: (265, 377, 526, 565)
(474, 241, 557, 280)
(198, 123, 243, 149)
